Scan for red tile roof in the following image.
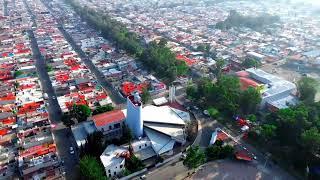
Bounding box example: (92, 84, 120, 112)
(235, 151, 253, 161)
(239, 77, 260, 90)
(92, 110, 125, 127)
(217, 131, 229, 141)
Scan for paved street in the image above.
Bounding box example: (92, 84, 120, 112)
(57, 26, 126, 105)
(40, 0, 125, 106)
(145, 161, 190, 180)
(28, 30, 79, 180)
(190, 159, 295, 180)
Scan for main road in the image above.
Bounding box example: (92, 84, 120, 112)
(41, 0, 126, 106)
(28, 25, 79, 180)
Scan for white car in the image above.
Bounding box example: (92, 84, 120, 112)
(70, 147, 74, 154)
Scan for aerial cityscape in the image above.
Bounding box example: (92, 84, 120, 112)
(0, 0, 320, 179)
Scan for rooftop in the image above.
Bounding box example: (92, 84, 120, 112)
(142, 105, 187, 125)
(100, 144, 128, 168)
(92, 110, 125, 127)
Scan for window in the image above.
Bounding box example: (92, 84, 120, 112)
(109, 125, 112, 130)
(114, 172, 116, 175)
(145, 144, 147, 147)
(109, 174, 111, 177)
(120, 165, 123, 168)
(102, 128, 104, 132)
(108, 170, 110, 173)
(114, 123, 120, 129)
(139, 145, 141, 149)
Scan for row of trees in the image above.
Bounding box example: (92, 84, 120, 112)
(187, 75, 262, 116)
(139, 40, 189, 82)
(183, 141, 234, 169)
(66, 0, 188, 83)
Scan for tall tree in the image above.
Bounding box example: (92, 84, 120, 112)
(298, 77, 318, 104)
(239, 87, 262, 115)
(216, 75, 241, 115)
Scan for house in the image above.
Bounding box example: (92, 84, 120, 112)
(100, 144, 129, 178)
(91, 110, 125, 137)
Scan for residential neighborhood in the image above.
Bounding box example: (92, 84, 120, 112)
(1, 0, 320, 180)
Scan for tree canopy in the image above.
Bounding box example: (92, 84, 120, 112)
(92, 105, 114, 115)
(79, 131, 104, 158)
(205, 140, 234, 161)
(187, 74, 263, 117)
(248, 102, 320, 173)
(69, 104, 91, 123)
(125, 154, 145, 172)
(297, 77, 318, 104)
(239, 87, 262, 115)
(241, 58, 261, 69)
(79, 155, 107, 180)
(183, 146, 206, 169)
(216, 10, 280, 31)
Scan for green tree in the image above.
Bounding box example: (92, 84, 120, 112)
(14, 70, 23, 78)
(297, 77, 318, 104)
(207, 107, 219, 118)
(260, 124, 277, 141)
(186, 84, 198, 101)
(70, 104, 92, 123)
(246, 114, 257, 123)
(80, 131, 104, 158)
(213, 59, 225, 79)
(141, 87, 151, 104)
(79, 155, 107, 180)
(301, 127, 320, 155)
(239, 87, 262, 115)
(196, 44, 206, 52)
(121, 123, 133, 144)
(183, 146, 205, 169)
(241, 58, 261, 69)
(176, 60, 189, 76)
(46, 65, 53, 72)
(125, 154, 145, 172)
(61, 113, 75, 128)
(216, 75, 241, 115)
(92, 105, 114, 115)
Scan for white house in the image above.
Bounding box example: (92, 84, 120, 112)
(100, 145, 128, 178)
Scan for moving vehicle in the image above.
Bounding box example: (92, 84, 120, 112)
(70, 147, 74, 154)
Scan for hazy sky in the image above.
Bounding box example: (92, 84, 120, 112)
(295, 0, 320, 6)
